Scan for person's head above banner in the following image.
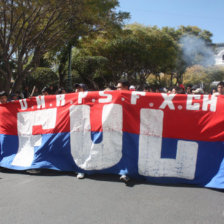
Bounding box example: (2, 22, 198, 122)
(116, 80, 130, 90)
(0, 91, 8, 104)
(74, 83, 88, 92)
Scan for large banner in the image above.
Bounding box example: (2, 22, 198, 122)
(0, 91, 224, 189)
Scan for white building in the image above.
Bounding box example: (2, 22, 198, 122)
(214, 43, 224, 66)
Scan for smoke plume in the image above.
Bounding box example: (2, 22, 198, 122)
(179, 35, 215, 67)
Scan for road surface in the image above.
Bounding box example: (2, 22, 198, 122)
(0, 169, 223, 224)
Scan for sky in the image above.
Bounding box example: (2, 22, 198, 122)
(118, 0, 224, 43)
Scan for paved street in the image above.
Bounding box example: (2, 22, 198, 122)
(0, 169, 223, 224)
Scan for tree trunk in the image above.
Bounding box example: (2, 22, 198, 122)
(170, 73, 173, 87)
(5, 77, 11, 95)
(2, 61, 13, 95)
(12, 73, 24, 93)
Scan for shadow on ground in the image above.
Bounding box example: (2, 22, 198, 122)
(1, 167, 223, 191)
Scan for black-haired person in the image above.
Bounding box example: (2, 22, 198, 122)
(213, 81, 224, 96)
(0, 91, 8, 104)
(186, 84, 192, 94)
(116, 80, 130, 90)
(104, 85, 116, 91)
(58, 87, 66, 94)
(143, 84, 153, 92)
(10, 92, 20, 101)
(41, 87, 50, 95)
(74, 83, 88, 92)
(23, 86, 30, 98)
(115, 80, 131, 183)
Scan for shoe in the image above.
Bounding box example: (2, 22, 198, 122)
(77, 172, 85, 179)
(120, 174, 130, 183)
(26, 169, 41, 174)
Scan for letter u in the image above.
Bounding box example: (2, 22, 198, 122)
(70, 104, 123, 170)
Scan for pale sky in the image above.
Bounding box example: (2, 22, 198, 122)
(118, 0, 224, 43)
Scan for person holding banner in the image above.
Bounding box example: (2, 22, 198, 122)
(41, 87, 51, 95)
(74, 83, 88, 92)
(116, 80, 131, 183)
(116, 80, 130, 90)
(215, 81, 224, 96)
(0, 91, 8, 104)
(74, 83, 88, 179)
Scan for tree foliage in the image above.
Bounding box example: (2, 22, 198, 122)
(79, 23, 178, 86)
(0, 0, 217, 92)
(26, 67, 58, 92)
(183, 65, 224, 91)
(0, 0, 129, 93)
(72, 54, 109, 90)
(48, 0, 129, 87)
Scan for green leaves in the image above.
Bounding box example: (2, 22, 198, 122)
(79, 24, 178, 86)
(0, 0, 128, 93)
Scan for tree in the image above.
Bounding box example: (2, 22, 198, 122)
(72, 55, 109, 90)
(207, 66, 224, 82)
(183, 65, 208, 87)
(177, 26, 213, 44)
(26, 67, 59, 92)
(0, 0, 129, 93)
(80, 24, 178, 86)
(49, 0, 129, 88)
(0, 0, 77, 93)
(182, 65, 224, 92)
(172, 26, 214, 84)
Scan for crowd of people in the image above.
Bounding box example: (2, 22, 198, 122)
(1, 80, 224, 105)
